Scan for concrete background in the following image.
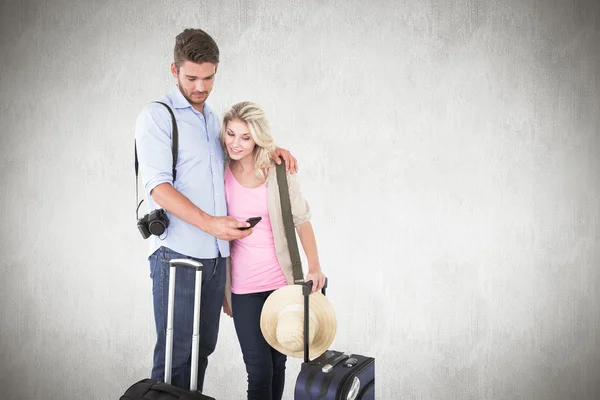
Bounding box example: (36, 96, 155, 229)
(1, 0, 599, 399)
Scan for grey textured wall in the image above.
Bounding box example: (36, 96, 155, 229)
(1, 0, 599, 399)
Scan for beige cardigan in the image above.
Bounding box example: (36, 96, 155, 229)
(224, 164, 312, 309)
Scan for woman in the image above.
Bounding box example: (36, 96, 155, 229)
(220, 101, 326, 400)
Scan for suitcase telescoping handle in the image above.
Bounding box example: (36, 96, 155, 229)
(302, 278, 328, 363)
(165, 259, 204, 392)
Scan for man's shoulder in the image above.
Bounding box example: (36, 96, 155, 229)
(135, 95, 175, 138)
(137, 94, 176, 125)
(139, 95, 174, 116)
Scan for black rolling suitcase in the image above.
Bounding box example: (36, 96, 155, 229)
(293, 281, 375, 400)
(120, 258, 216, 400)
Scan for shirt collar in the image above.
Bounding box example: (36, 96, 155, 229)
(169, 86, 214, 119)
(170, 86, 191, 109)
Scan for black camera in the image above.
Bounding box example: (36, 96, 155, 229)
(137, 208, 170, 239)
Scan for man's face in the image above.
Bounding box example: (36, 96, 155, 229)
(171, 60, 217, 108)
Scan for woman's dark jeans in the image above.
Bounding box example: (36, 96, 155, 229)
(232, 290, 287, 400)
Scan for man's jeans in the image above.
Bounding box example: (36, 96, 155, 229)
(232, 290, 287, 400)
(149, 246, 226, 392)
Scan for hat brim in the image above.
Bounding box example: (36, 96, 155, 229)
(260, 285, 337, 360)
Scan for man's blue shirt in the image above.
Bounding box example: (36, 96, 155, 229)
(134, 86, 229, 258)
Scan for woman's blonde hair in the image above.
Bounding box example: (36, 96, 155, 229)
(220, 101, 276, 180)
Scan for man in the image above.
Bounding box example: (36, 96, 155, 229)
(134, 28, 297, 393)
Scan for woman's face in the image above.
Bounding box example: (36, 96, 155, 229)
(224, 118, 256, 161)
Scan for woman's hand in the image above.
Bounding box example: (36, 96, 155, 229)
(306, 268, 327, 293)
(222, 296, 232, 318)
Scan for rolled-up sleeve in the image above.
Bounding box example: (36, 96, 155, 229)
(134, 103, 175, 194)
(287, 171, 312, 226)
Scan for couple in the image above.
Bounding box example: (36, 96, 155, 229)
(134, 28, 326, 400)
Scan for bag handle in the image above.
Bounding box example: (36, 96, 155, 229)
(302, 279, 328, 362)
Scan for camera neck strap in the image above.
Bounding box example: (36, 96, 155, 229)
(135, 101, 179, 219)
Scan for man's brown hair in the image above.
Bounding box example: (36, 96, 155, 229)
(174, 28, 219, 69)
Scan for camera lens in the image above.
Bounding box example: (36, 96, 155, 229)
(149, 220, 166, 236)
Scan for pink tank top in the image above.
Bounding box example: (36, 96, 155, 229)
(224, 167, 288, 294)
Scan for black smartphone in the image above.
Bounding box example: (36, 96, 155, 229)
(238, 216, 262, 230)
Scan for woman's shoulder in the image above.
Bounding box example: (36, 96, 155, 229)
(266, 161, 295, 177)
(266, 162, 303, 190)
(266, 161, 277, 175)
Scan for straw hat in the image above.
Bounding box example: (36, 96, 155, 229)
(260, 285, 337, 360)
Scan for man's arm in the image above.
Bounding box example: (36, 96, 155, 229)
(151, 183, 252, 241)
(135, 104, 252, 241)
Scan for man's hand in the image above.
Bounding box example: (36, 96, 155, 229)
(306, 268, 327, 293)
(223, 296, 232, 318)
(274, 147, 298, 174)
(150, 184, 254, 240)
(202, 216, 254, 241)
